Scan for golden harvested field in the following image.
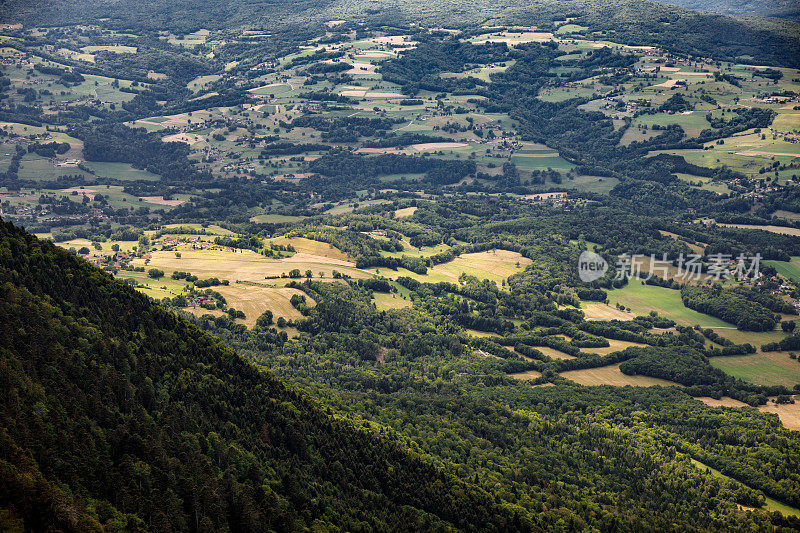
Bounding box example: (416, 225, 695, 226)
(758, 399, 800, 431)
(511, 370, 543, 381)
(561, 363, 683, 387)
(132, 248, 369, 283)
(581, 303, 632, 321)
(372, 292, 412, 311)
(532, 346, 576, 360)
(215, 285, 314, 327)
(140, 196, 185, 206)
(697, 396, 800, 431)
(162, 132, 204, 145)
(394, 206, 417, 218)
(388, 249, 531, 284)
(444, 249, 532, 278)
(53, 238, 140, 254)
(717, 224, 800, 237)
(369, 249, 530, 284)
(465, 328, 501, 338)
(268, 236, 352, 262)
(184, 307, 227, 320)
(696, 397, 750, 408)
(586, 339, 648, 356)
(411, 142, 468, 152)
(282, 252, 354, 267)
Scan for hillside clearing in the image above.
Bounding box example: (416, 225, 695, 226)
(561, 363, 684, 387)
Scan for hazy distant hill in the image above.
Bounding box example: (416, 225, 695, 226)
(0, 0, 797, 67)
(655, 0, 800, 21)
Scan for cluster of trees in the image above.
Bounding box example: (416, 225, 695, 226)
(73, 123, 212, 183)
(27, 141, 71, 158)
(308, 150, 476, 191)
(380, 39, 511, 94)
(763, 333, 800, 352)
(260, 141, 331, 156)
(285, 114, 404, 140)
(681, 285, 782, 331)
(373, 35, 787, 215)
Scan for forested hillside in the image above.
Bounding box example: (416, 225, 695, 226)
(0, 220, 517, 531)
(657, 0, 800, 21)
(1, 0, 797, 67)
(2, 220, 800, 531)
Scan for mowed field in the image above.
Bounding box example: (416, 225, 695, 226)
(372, 292, 412, 311)
(560, 363, 683, 387)
(511, 369, 543, 381)
(215, 285, 314, 327)
(765, 257, 800, 283)
(709, 351, 800, 388)
(133, 247, 365, 282)
(267, 236, 352, 263)
(372, 249, 531, 284)
(717, 224, 800, 237)
(758, 400, 800, 431)
(527, 346, 575, 360)
(585, 339, 648, 356)
(601, 282, 735, 327)
(707, 328, 787, 347)
(581, 302, 634, 321)
(129, 243, 368, 325)
(394, 206, 417, 218)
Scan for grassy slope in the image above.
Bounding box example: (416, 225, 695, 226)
(603, 281, 736, 327)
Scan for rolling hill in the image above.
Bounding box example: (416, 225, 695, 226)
(0, 219, 519, 531)
(1, 0, 798, 67)
(656, 0, 800, 21)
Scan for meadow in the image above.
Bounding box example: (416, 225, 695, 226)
(766, 257, 800, 282)
(369, 249, 531, 285)
(560, 363, 683, 387)
(709, 351, 800, 388)
(214, 284, 314, 327)
(599, 282, 736, 327)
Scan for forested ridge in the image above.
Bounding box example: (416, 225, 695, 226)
(0, 220, 523, 532)
(2, 0, 797, 68)
(194, 278, 800, 530)
(2, 214, 800, 530)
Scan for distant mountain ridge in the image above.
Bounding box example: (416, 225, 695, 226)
(655, 0, 800, 21)
(1, 0, 797, 68)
